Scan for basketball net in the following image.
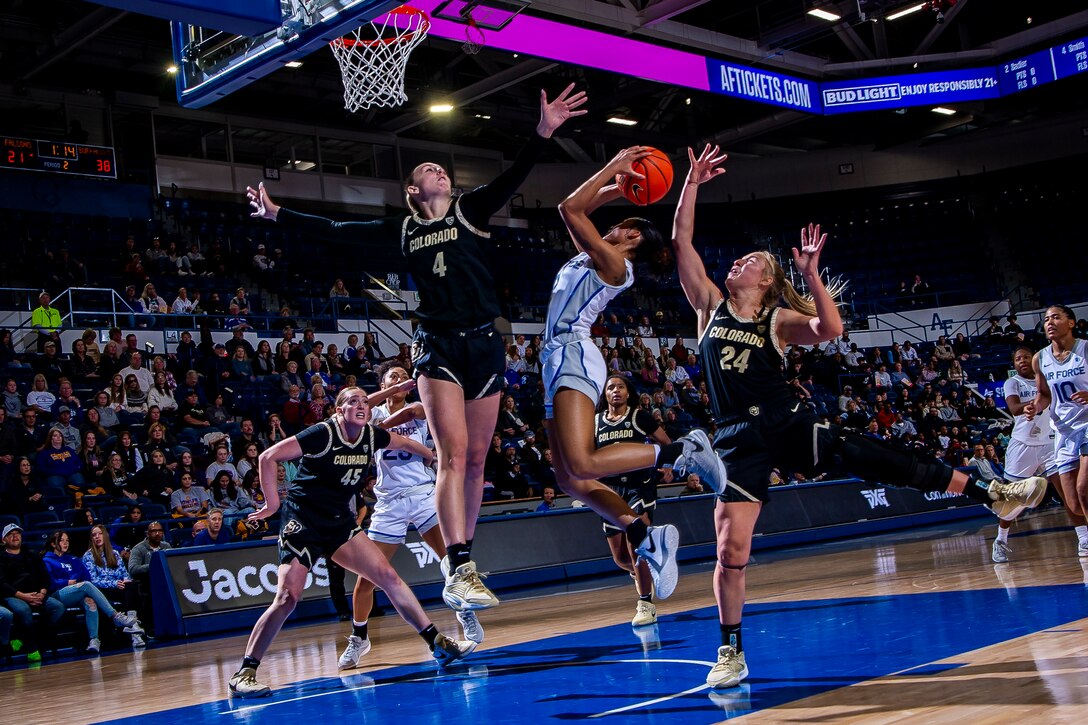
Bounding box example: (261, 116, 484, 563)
(462, 16, 485, 55)
(329, 6, 430, 111)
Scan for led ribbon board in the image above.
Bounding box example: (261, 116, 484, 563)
(821, 67, 1001, 115)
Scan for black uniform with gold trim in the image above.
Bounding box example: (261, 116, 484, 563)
(594, 405, 661, 536)
(698, 300, 834, 504)
(279, 419, 391, 569)
(403, 196, 506, 398)
(276, 133, 551, 399)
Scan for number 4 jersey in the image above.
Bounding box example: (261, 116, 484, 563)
(288, 419, 391, 526)
(697, 300, 796, 422)
(369, 404, 435, 497)
(1039, 338, 1088, 434)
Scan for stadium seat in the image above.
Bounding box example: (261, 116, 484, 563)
(23, 511, 62, 530)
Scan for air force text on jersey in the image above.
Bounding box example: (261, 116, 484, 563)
(1046, 365, 1087, 380)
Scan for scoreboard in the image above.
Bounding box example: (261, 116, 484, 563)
(1, 136, 117, 179)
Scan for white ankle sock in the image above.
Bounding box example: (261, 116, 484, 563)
(996, 527, 1010, 543)
(1075, 525, 1087, 543)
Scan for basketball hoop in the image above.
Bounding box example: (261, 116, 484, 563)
(462, 16, 485, 55)
(329, 5, 430, 111)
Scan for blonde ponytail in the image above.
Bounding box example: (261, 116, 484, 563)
(754, 250, 846, 317)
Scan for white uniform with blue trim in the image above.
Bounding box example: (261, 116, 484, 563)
(1039, 339, 1088, 474)
(541, 252, 633, 418)
(1003, 374, 1056, 478)
(366, 403, 439, 545)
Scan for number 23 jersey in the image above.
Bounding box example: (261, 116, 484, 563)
(370, 404, 435, 497)
(288, 419, 391, 526)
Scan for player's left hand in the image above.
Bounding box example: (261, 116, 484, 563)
(249, 505, 278, 521)
(538, 83, 588, 138)
(1072, 390, 1088, 405)
(792, 223, 827, 279)
(392, 379, 416, 395)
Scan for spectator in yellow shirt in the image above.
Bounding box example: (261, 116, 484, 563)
(31, 292, 62, 353)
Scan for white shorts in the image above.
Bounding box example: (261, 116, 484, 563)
(541, 338, 607, 419)
(1004, 438, 1056, 478)
(367, 485, 439, 545)
(1054, 427, 1088, 475)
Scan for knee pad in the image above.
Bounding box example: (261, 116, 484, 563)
(834, 431, 952, 493)
(717, 559, 748, 572)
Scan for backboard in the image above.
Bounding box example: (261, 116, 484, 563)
(171, 0, 403, 109)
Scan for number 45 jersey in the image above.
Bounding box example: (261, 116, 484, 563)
(1039, 338, 1088, 435)
(289, 419, 391, 526)
(370, 404, 435, 496)
(698, 300, 796, 423)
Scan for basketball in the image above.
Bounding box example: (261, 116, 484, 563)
(618, 147, 674, 206)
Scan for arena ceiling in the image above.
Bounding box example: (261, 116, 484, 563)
(1, 0, 1087, 162)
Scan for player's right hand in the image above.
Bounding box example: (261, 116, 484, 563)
(246, 182, 280, 221)
(608, 146, 651, 178)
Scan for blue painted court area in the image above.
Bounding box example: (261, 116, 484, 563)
(102, 582, 1088, 724)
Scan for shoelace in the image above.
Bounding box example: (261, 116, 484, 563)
(462, 569, 490, 587)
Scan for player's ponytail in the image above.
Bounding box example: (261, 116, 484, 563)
(755, 250, 846, 318)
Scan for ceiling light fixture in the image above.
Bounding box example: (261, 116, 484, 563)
(807, 8, 842, 21)
(166, 65, 178, 74)
(887, 3, 925, 20)
(430, 104, 454, 113)
(285, 61, 303, 68)
(931, 106, 956, 115)
(606, 116, 638, 126)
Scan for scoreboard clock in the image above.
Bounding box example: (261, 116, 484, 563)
(1, 136, 117, 179)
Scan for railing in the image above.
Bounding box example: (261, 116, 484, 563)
(1, 285, 416, 353)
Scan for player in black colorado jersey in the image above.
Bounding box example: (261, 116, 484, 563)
(594, 375, 672, 628)
(246, 83, 586, 613)
(671, 144, 1048, 691)
(228, 387, 475, 699)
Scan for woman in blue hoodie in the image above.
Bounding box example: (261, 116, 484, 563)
(35, 429, 85, 496)
(42, 530, 144, 653)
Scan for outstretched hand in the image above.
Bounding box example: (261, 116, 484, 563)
(246, 182, 280, 221)
(686, 144, 728, 185)
(792, 223, 827, 278)
(538, 83, 588, 138)
(391, 378, 416, 395)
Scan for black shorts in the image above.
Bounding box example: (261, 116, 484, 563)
(411, 323, 505, 400)
(278, 502, 363, 570)
(714, 408, 838, 504)
(602, 480, 658, 536)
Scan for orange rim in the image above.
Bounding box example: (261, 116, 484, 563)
(330, 6, 429, 47)
(332, 35, 418, 47)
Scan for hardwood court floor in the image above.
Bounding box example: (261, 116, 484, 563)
(4, 508, 1086, 724)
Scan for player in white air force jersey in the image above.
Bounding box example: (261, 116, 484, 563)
(1025, 305, 1088, 558)
(539, 147, 728, 602)
(992, 345, 1087, 562)
(337, 362, 482, 671)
